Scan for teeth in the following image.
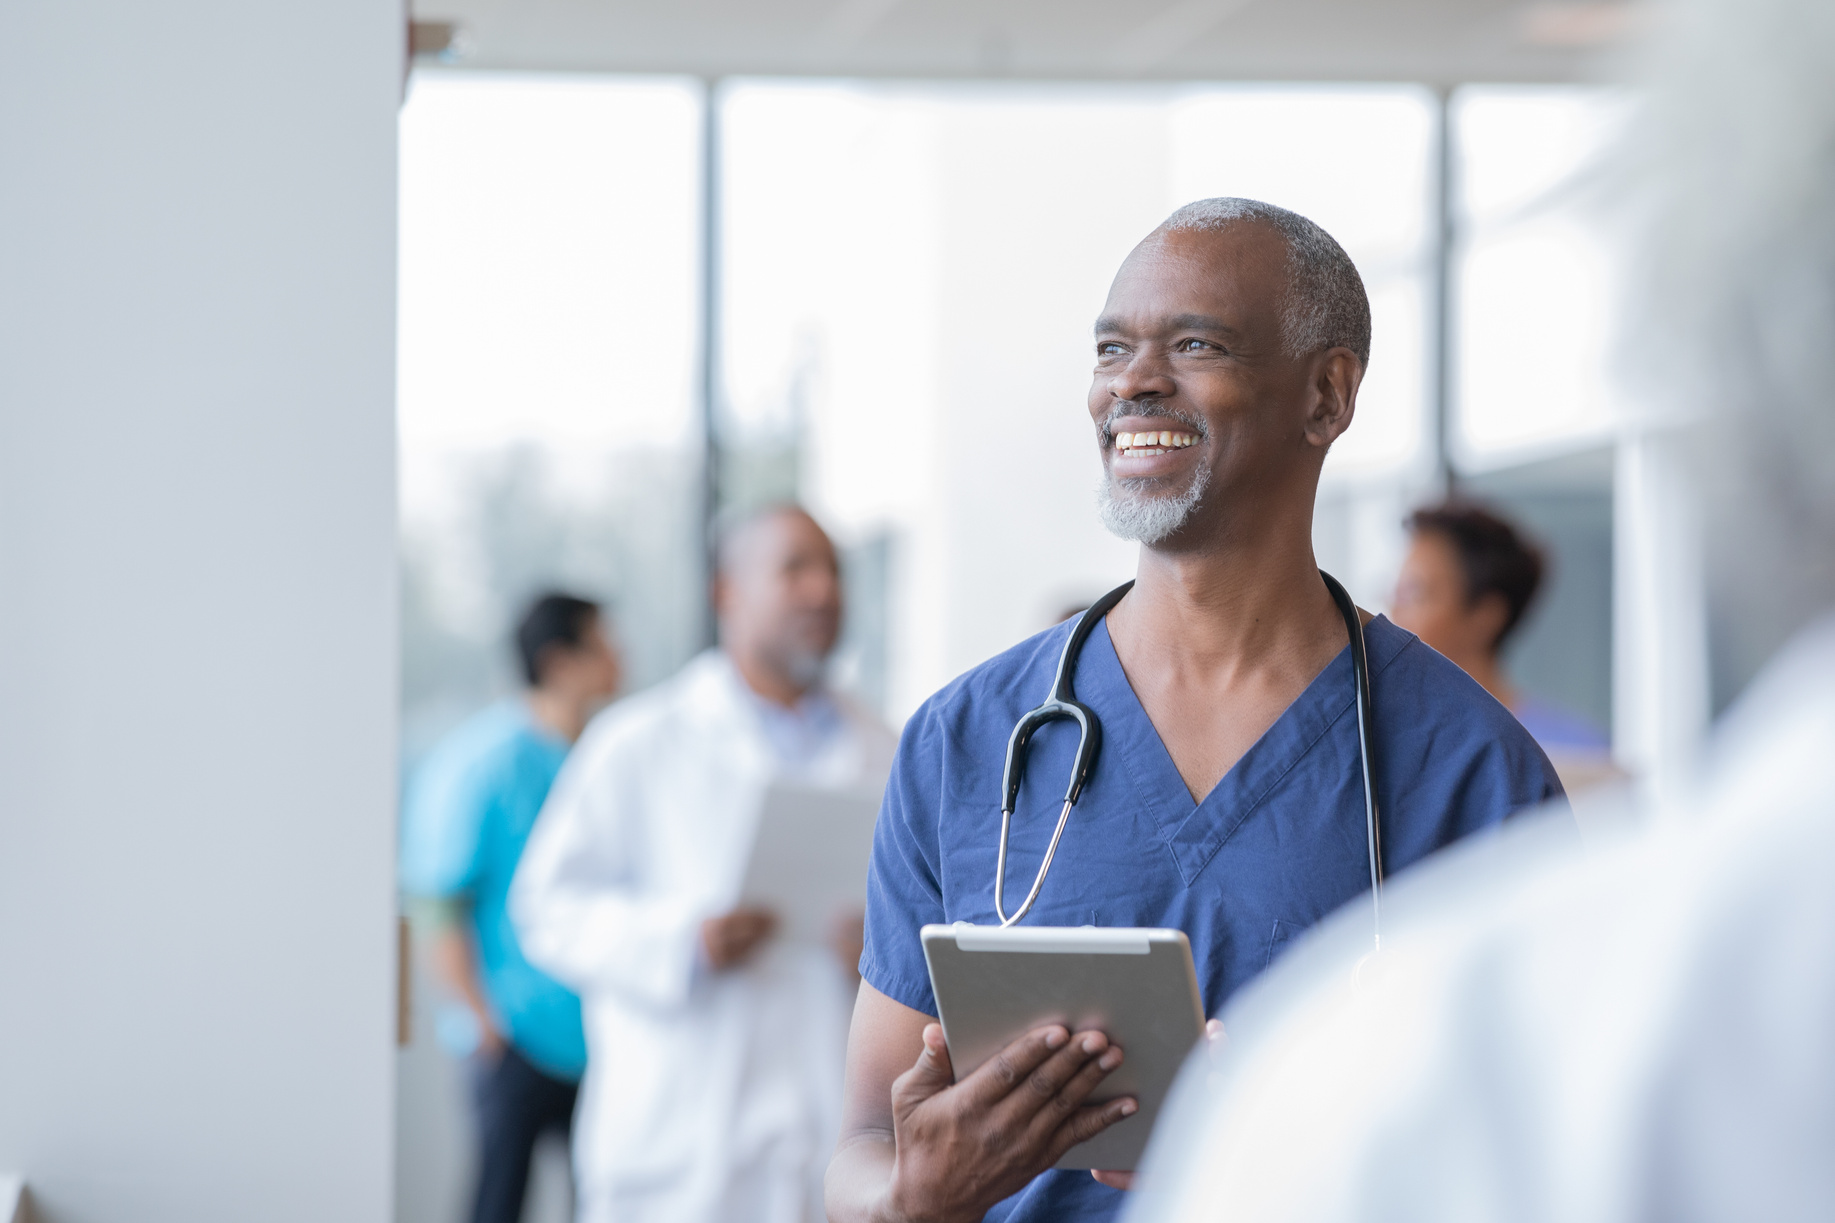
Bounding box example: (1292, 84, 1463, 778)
(1116, 428, 1198, 453)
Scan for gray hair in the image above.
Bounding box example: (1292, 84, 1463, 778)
(1623, 0, 1835, 690)
(1159, 197, 1372, 367)
(713, 501, 821, 576)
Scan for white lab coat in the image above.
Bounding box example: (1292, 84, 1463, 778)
(511, 652, 896, 1223)
(1126, 616, 1835, 1223)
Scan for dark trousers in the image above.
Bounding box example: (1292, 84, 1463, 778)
(468, 1044, 579, 1223)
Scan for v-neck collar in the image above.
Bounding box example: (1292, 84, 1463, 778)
(1081, 615, 1376, 887)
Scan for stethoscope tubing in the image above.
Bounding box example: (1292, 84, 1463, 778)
(1321, 570, 1385, 950)
(993, 580, 1132, 927)
(994, 571, 1385, 945)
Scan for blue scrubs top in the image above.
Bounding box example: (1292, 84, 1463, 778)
(861, 614, 1563, 1222)
(401, 702, 587, 1081)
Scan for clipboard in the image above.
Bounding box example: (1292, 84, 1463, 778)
(921, 923, 1205, 1171)
(735, 781, 882, 944)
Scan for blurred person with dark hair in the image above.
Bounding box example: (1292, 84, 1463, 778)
(1123, 0, 1835, 1218)
(511, 506, 896, 1223)
(401, 592, 623, 1223)
(1393, 502, 1612, 785)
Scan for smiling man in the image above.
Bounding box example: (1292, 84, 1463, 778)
(824, 199, 1565, 1223)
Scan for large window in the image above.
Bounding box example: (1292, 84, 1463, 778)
(399, 75, 1623, 733)
(397, 74, 702, 756)
(1455, 86, 1629, 465)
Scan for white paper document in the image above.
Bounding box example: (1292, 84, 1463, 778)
(736, 781, 883, 944)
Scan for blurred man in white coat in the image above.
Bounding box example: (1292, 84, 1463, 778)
(512, 505, 896, 1223)
(1124, 0, 1835, 1219)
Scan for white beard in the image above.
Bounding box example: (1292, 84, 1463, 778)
(781, 647, 827, 690)
(1096, 463, 1211, 545)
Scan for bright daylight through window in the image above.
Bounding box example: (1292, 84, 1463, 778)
(398, 74, 1621, 743)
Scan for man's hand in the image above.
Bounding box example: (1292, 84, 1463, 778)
(702, 907, 778, 970)
(1088, 1017, 1224, 1192)
(882, 1022, 1134, 1223)
(420, 912, 508, 1063)
(474, 1016, 507, 1061)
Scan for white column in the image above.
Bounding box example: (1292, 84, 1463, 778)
(0, 2, 400, 1220)
(1613, 428, 1711, 804)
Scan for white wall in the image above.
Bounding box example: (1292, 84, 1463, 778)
(0, 2, 400, 1220)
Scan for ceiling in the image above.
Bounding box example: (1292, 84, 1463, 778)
(412, 0, 1643, 84)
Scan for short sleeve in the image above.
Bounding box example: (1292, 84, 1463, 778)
(1370, 630, 1573, 871)
(860, 701, 948, 1015)
(400, 741, 493, 899)
(1438, 690, 1568, 842)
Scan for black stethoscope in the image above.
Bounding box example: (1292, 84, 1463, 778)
(994, 571, 1385, 951)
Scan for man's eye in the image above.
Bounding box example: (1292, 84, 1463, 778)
(1096, 342, 1125, 357)
(1177, 338, 1213, 352)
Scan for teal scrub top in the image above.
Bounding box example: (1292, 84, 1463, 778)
(401, 701, 586, 1081)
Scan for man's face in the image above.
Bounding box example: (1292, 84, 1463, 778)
(1391, 530, 1507, 666)
(540, 612, 624, 703)
(720, 511, 843, 685)
(1089, 224, 1333, 546)
(573, 616, 624, 701)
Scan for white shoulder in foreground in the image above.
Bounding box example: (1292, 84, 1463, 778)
(1126, 619, 1835, 1223)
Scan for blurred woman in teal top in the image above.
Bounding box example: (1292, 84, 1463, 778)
(402, 593, 623, 1223)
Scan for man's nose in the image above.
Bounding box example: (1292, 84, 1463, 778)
(796, 568, 842, 605)
(1105, 349, 1176, 403)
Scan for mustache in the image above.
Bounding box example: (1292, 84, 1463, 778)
(1099, 401, 1210, 446)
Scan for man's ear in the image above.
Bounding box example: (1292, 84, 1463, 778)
(1302, 348, 1362, 449)
(531, 641, 568, 690)
(711, 573, 729, 623)
(1473, 592, 1512, 652)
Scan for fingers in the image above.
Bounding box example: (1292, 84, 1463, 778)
(957, 1024, 1074, 1108)
(1044, 1096, 1137, 1167)
(734, 909, 777, 941)
(1206, 1018, 1225, 1041)
(1014, 1037, 1123, 1143)
(1090, 1170, 1136, 1190)
(704, 909, 778, 968)
(741, 911, 777, 949)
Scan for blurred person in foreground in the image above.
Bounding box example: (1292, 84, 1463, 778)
(401, 592, 623, 1223)
(1392, 502, 1616, 791)
(1124, 0, 1835, 1218)
(511, 505, 896, 1223)
(825, 198, 1562, 1223)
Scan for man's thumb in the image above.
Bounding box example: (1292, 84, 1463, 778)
(896, 1023, 955, 1101)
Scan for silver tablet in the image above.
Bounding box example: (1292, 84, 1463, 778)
(735, 782, 881, 944)
(920, 924, 1205, 1171)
